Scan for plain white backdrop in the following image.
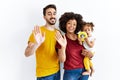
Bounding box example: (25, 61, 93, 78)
(0, 0, 120, 80)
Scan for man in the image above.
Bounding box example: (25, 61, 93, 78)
(25, 4, 60, 80)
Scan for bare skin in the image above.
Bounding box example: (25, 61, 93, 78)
(25, 26, 45, 57)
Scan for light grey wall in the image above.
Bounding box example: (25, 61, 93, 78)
(0, 0, 120, 80)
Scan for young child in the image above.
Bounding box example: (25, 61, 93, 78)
(78, 22, 95, 76)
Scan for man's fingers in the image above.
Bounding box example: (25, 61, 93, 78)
(34, 25, 40, 34)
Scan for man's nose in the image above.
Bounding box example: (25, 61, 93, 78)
(51, 14, 55, 18)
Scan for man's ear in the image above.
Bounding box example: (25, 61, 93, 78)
(43, 16, 46, 20)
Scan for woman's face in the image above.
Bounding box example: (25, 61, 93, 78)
(66, 19, 77, 33)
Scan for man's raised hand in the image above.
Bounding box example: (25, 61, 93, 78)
(33, 26, 45, 47)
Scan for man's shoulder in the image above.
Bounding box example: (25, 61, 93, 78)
(39, 25, 45, 28)
(54, 28, 59, 31)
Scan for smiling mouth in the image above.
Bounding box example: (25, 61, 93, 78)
(51, 19, 56, 23)
(50, 18, 55, 20)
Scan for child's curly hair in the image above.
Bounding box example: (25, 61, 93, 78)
(81, 22, 95, 31)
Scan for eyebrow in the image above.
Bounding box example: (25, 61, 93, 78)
(47, 12, 52, 14)
(48, 10, 56, 13)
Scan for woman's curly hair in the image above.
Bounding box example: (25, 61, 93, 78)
(59, 12, 84, 34)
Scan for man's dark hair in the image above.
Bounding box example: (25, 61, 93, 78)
(43, 4, 56, 16)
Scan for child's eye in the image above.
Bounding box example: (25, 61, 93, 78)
(67, 23, 70, 24)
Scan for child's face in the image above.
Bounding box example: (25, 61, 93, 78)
(83, 25, 92, 36)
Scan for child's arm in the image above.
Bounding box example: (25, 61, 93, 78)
(84, 38, 95, 48)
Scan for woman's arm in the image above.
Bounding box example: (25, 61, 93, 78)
(82, 49, 94, 58)
(55, 31, 67, 62)
(58, 47, 66, 62)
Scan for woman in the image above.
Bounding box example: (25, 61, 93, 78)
(55, 12, 93, 80)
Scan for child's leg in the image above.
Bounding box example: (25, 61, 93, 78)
(90, 61, 95, 76)
(82, 57, 91, 75)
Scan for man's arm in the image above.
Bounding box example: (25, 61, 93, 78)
(25, 26, 45, 57)
(24, 42, 37, 57)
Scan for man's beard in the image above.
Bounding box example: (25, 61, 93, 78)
(47, 18, 56, 25)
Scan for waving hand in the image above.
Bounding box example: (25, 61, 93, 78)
(33, 26, 45, 47)
(55, 31, 67, 48)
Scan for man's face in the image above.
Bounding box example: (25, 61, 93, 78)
(44, 8, 56, 25)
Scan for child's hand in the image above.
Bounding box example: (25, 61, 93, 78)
(84, 37, 88, 42)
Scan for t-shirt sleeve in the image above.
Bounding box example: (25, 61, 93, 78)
(28, 33, 36, 43)
(55, 42, 61, 49)
(55, 42, 61, 53)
